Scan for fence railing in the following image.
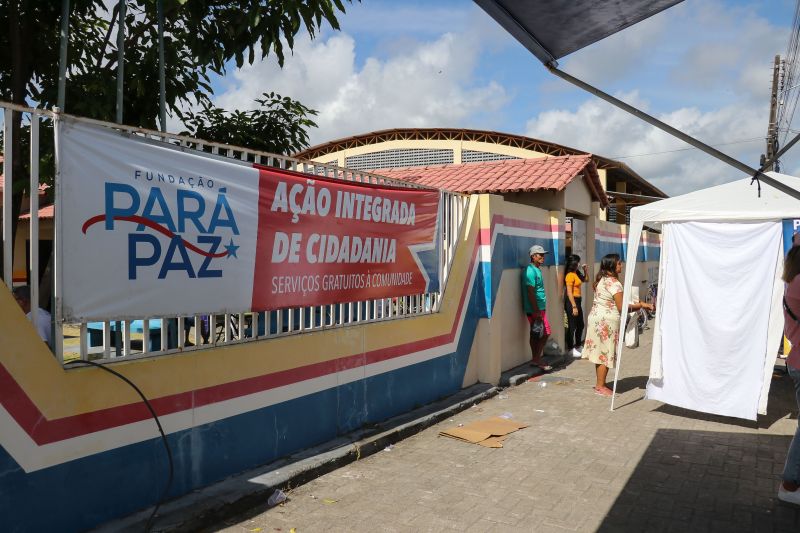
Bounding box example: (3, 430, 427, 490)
(0, 102, 469, 364)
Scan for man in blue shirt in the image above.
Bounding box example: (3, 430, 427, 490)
(522, 245, 552, 371)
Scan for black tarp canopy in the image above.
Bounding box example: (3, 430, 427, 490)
(474, 0, 800, 198)
(474, 0, 684, 65)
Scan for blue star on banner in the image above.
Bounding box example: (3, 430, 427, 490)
(224, 238, 239, 259)
(412, 244, 441, 292)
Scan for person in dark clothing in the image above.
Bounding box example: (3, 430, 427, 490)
(564, 255, 588, 358)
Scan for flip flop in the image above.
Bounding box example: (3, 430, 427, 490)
(593, 387, 613, 397)
(532, 363, 553, 372)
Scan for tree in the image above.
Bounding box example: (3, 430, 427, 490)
(182, 92, 319, 156)
(0, 0, 353, 283)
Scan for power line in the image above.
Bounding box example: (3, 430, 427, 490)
(777, 0, 800, 146)
(607, 137, 763, 160)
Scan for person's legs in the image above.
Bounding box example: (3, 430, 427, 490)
(528, 312, 551, 371)
(594, 363, 613, 396)
(595, 363, 608, 388)
(564, 297, 576, 350)
(529, 333, 538, 362)
(183, 316, 195, 346)
(200, 315, 210, 344)
(575, 297, 585, 348)
(781, 366, 800, 494)
(533, 312, 552, 365)
(532, 334, 549, 363)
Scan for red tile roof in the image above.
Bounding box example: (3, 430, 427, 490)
(0, 156, 49, 194)
(373, 155, 608, 206)
(20, 204, 54, 220)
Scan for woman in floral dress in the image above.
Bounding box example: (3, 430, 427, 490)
(582, 254, 653, 397)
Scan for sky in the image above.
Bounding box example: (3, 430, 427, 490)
(203, 0, 800, 196)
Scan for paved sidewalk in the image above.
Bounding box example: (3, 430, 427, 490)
(206, 329, 800, 533)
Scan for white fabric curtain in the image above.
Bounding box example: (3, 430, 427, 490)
(645, 221, 782, 420)
(759, 241, 786, 415)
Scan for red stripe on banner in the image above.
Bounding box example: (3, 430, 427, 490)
(0, 231, 482, 446)
(82, 214, 228, 258)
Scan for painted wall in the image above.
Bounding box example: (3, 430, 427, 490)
(1, 194, 489, 532)
(0, 191, 660, 532)
(592, 220, 661, 302)
(466, 195, 565, 385)
(564, 177, 593, 217)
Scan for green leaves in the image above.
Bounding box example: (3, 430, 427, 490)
(181, 92, 319, 155)
(0, 0, 356, 125)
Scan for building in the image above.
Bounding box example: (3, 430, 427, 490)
(294, 127, 668, 224)
(0, 157, 53, 288)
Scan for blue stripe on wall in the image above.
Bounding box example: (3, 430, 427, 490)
(485, 235, 558, 318)
(1, 281, 484, 533)
(595, 240, 626, 261)
(643, 245, 661, 262)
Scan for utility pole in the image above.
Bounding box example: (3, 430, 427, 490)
(763, 55, 782, 172)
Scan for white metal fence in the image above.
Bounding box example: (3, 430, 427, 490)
(1, 102, 469, 364)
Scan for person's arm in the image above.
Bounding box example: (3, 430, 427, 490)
(526, 268, 542, 315)
(566, 275, 578, 316)
(612, 291, 654, 314)
(527, 285, 541, 314)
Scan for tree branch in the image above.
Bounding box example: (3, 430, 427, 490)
(94, 2, 119, 71)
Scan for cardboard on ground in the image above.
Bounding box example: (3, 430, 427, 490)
(439, 417, 529, 448)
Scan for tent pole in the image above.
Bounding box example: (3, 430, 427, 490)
(547, 65, 800, 201)
(610, 221, 646, 411)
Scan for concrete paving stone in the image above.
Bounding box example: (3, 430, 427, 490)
(188, 327, 800, 533)
(687, 516, 713, 533)
(751, 521, 775, 533)
(665, 521, 695, 533)
(541, 518, 581, 531)
(595, 521, 633, 533)
(463, 518, 502, 533)
(643, 518, 674, 533)
(773, 502, 800, 525)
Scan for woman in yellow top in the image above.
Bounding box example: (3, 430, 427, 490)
(564, 255, 588, 358)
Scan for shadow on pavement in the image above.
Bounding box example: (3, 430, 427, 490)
(598, 428, 800, 533)
(613, 375, 649, 394)
(651, 371, 798, 430)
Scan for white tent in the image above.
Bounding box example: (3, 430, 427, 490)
(612, 171, 800, 420)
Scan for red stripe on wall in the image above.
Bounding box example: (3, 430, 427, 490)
(594, 228, 626, 239)
(0, 235, 483, 446)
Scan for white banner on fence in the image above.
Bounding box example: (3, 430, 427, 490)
(56, 119, 441, 322)
(57, 119, 260, 321)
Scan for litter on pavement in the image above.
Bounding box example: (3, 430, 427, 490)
(439, 416, 528, 448)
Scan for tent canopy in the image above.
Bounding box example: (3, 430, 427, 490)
(474, 0, 684, 65)
(632, 172, 800, 227)
(613, 171, 800, 418)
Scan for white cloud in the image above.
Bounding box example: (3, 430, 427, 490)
(526, 92, 768, 195)
(563, 0, 787, 103)
(213, 31, 508, 146)
(527, 0, 792, 196)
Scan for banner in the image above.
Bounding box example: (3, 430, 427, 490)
(57, 120, 440, 321)
(783, 219, 800, 255)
